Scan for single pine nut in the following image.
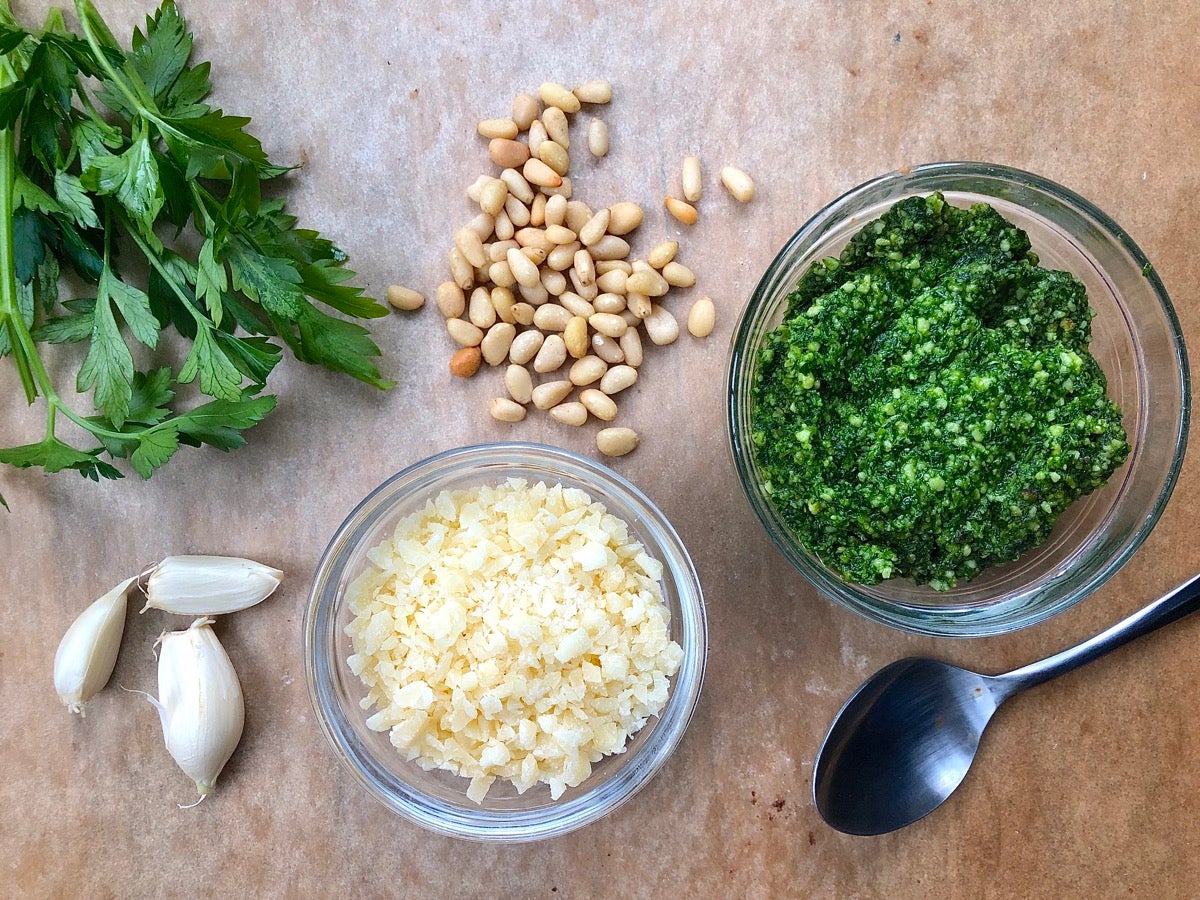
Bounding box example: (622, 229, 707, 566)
(478, 118, 519, 140)
(596, 427, 639, 457)
(539, 81, 581, 113)
(539, 176, 573, 198)
(527, 119, 548, 155)
(533, 333, 568, 372)
(481, 322, 517, 365)
(509, 329, 544, 365)
(489, 138, 530, 169)
(600, 364, 638, 395)
(541, 268, 567, 296)
(588, 119, 608, 157)
(662, 260, 696, 288)
(578, 208, 610, 247)
(494, 209, 515, 241)
(619, 328, 643, 366)
(503, 194, 531, 228)
(518, 279, 549, 305)
(523, 157, 563, 188)
(549, 401, 588, 426)
(449, 248, 475, 290)
(564, 316, 589, 358)
(580, 388, 617, 421)
(522, 247, 548, 268)
(620, 308, 641, 327)
(564, 201, 594, 234)
(593, 292, 626, 315)
(506, 247, 541, 288)
(573, 80, 613, 104)
(546, 241, 580, 271)
(644, 304, 680, 345)
(589, 312, 627, 338)
(719, 165, 755, 202)
(532, 379, 573, 410)
(596, 259, 633, 275)
(544, 224, 577, 245)
(511, 302, 536, 326)
(664, 196, 698, 225)
(491, 286, 517, 323)
(592, 332, 624, 364)
(569, 268, 598, 300)
(477, 178, 506, 217)
(559, 291, 595, 318)
(648, 241, 679, 269)
(537, 139, 570, 176)
(514, 228, 550, 253)
(573, 249, 595, 286)
(588, 235, 631, 261)
(499, 168, 535, 204)
(466, 174, 492, 203)
(490, 397, 526, 422)
(436, 281, 466, 318)
(488, 259, 516, 288)
(529, 192, 547, 226)
(386, 284, 424, 311)
(489, 239, 519, 261)
(449, 346, 482, 378)
(681, 156, 702, 202)
(627, 292, 652, 319)
(446, 317, 483, 347)
(466, 212, 495, 241)
(544, 193, 568, 227)
(606, 201, 644, 235)
(596, 269, 628, 294)
(456, 228, 487, 268)
(512, 92, 540, 130)
(542, 106, 570, 148)
(688, 296, 716, 337)
(533, 303, 573, 331)
(626, 270, 669, 297)
(569, 354, 608, 386)
(469, 286, 497, 328)
(505, 364, 533, 405)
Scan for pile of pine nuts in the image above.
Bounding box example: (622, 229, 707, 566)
(398, 80, 755, 457)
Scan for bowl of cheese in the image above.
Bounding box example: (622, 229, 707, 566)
(305, 443, 707, 841)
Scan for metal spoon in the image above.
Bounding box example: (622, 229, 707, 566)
(812, 572, 1200, 836)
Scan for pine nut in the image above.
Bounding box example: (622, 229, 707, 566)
(543, 224, 575, 245)
(662, 260, 696, 288)
(580, 388, 617, 421)
(542, 106, 570, 148)
(593, 292, 626, 315)
(466, 212, 495, 241)
(539, 81, 581, 113)
(588, 235, 631, 261)
(523, 157, 563, 188)
(488, 138, 530, 169)
(546, 241, 580, 271)
(494, 209, 515, 241)
(596, 427, 639, 457)
(568, 268, 598, 301)
(514, 228, 551, 255)
(596, 259, 633, 275)
(491, 286, 517, 323)
(596, 269, 628, 294)
(719, 165, 755, 202)
(506, 247, 541, 288)
(648, 241, 679, 269)
(488, 259, 516, 288)
(490, 397, 526, 422)
(564, 315, 589, 358)
(505, 364, 533, 404)
(527, 119, 548, 155)
(541, 268, 567, 296)
(578, 208, 610, 247)
(627, 292, 652, 319)
(511, 302, 536, 326)
(489, 239, 519, 261)
(573, 249, 595, 286)
(481, 322, 517, 365)
(478, 118, 519, 140)
(469, 286, 497, 328)
(498, 169, 534, 206)
(533, 303, 573, 331)
(545, 193, 568, 227)
(455, 228, 487, 268)
(549, 402, 588, 426)
(532, 380, 573, 410)
(644, 304, 680, 345)
(626, 270, 669, 297)
(588, 119, 608, 157)
(592, 332, 624, 364)
(687, 296, 716, 337)
(509, 329, 544, 365)
(681, 156, 702, 202)
(436, 282, 466, 318)
(512, 92, 540, 130)
(537, 139, 570, 176)
(619, 328, 643, 366)
(559, 291, 596, 318)
(533, 333, 568, 372)
(565, 201, 594, 234)
(539, 176, 572, 199)
(517, 280, 549, 305)
(386, 284, 424, 311)
(589, 312, 627, 338)
(664, 196, 698, 225)
(449, 346, 482, 378)
(466, 174, 492, 202)
(606, 201, 644, 235)
(504, 195, 531, 229)
(449, 248, 475, 290)
(573, 80, 613, 104)
(446, 317, 483, 347)
(569, 354, 608, 386)
(600, 364, 638, 395)
(529, 193, 547, 226)
(620, 309, 640, 327)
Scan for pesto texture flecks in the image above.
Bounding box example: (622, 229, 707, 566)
(751, 193, 1130, 590)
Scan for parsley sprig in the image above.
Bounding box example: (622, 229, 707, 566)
(0, 0, 392, 507)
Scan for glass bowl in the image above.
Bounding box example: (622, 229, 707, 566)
(728, 162, 1190, 637)
(304, 443, 708, 841)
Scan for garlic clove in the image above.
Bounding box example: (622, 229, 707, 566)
(142, 555, 283, 616)
(54, 576, 135, 715)
(153, 617, 245, 800)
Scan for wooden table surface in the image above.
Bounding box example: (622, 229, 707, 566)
(2, 1, 1197, 897)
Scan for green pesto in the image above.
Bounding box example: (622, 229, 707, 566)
(750, 193, 1129, 590)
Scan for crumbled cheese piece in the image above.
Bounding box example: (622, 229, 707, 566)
(345, 479, 684, 802)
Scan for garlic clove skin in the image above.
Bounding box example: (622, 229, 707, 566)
(142, 555, 284, 616)
(54, 577, 135, 715)
(153, 617, 245, 799)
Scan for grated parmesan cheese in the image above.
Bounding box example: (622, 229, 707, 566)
(345, 478, 684, 802)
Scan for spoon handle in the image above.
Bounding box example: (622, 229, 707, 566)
(996, 572, 1200, 697)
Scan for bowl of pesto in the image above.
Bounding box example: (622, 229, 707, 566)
(728, 162, 1189, 636)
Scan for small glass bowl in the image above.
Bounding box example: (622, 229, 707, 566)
(304, 443, 708, 841)
(728, 162, 1190, 637)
